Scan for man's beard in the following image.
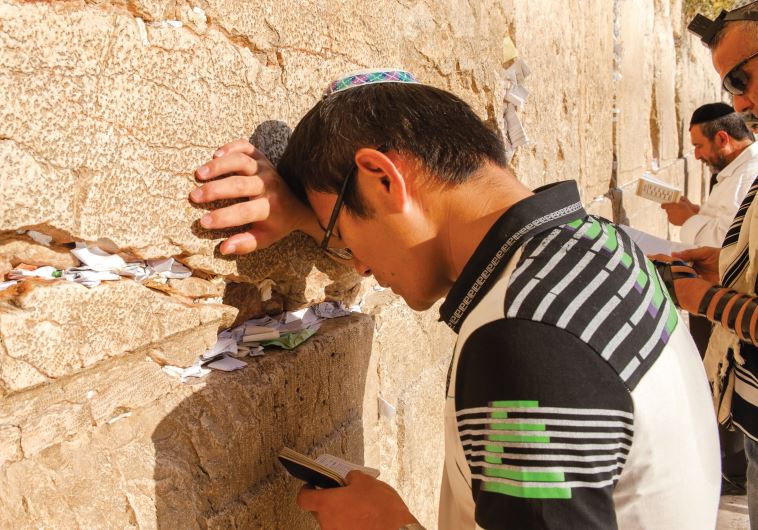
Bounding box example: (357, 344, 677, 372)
(706, 153, 729, 173)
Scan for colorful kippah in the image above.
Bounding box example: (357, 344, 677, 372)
(323, 68, 418, 97)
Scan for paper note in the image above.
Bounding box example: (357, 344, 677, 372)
(502, 36, 519, 63)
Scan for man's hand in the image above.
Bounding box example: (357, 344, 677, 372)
(661, 197, 699, 226)
(297, 471, 419, 530)
(669, 276, 716, 315)
(673, 246, 721, 283)
(190, 139, 322, 255)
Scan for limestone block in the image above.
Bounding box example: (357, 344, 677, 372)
(0, 425, 21, 467)
(585, 196, 615, 221)
(652, 11, 680, 167)
(360, 290, 455, 526)
(0, 314, 373, 529)
(166, 277, 224, 299)
(0, 234, 79, 270)
(392, 361, 449, 529)
(675, 33, 722, 154)
(504, 0, 614, 198)
(616, 0, 656, 185)
(222, 281, 285, 326)
(0, 279, 236, 393)
(614, 186, 670, 238)
(0, 2, 360, 304)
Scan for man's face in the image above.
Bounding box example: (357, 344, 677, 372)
(307, 188, 446, 311)
(690, 125, 728, 172)
(712, 24, 758, 114)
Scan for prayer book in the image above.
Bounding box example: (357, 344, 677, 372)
(636, 174, 682, 204)
(278, 447, 379, 489)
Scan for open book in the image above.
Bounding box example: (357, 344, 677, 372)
(636, 173, 682, 204)
(278, 447, 380, 489)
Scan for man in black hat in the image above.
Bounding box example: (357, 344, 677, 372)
(662, 102, 755, 246)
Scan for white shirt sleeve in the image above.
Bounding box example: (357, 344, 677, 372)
(680, 171, 755, 247)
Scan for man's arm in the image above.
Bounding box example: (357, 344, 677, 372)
(190, 139, 324, 254)
(455, 319, 632, 529)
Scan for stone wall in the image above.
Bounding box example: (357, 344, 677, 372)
(0, 0, 721, 528)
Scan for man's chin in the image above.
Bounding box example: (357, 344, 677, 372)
(401, 293, 439, 312)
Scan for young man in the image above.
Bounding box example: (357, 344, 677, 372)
(191, 71, 719, 529)
(662, 102, 756, 246)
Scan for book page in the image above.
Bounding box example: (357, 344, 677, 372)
(315, 454, 380, 480)
(619, 225, 694, 256)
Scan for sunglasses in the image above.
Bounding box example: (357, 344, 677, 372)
(723, 50, 758, 96)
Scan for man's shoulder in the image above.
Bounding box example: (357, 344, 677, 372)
(504, 216, 677, 389)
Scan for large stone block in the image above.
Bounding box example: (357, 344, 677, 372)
(0, 279, 236, 393)
(0, 314, 374, 529)
(616, 0, 656, 185)
(505, 0, 614, 198)
(360, 290, 455, 528)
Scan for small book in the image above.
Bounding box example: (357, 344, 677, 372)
(636, 173, 682, 204)
(278, 447, 379, 489)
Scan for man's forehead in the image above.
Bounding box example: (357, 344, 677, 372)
(712, 23, 758, 74)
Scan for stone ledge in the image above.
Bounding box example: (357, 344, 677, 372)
(0, 279, 236, 394)
(0, 313, 374, 528)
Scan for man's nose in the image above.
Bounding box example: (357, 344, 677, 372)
(352, 258, 372, 277)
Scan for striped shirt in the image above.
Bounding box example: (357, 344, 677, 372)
(438, 181, 719, 529)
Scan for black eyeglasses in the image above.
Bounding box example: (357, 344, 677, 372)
(319, 161, 356, 261)
(723, 50, 758, 96)
(320, 146, 388, 261)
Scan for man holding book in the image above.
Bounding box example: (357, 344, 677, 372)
(190, 70, 719, 528)
(661, 102, 756, 245)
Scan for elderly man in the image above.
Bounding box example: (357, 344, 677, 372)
(190, 70, 719, 529)
(667, 1, 758, 527)
(662, 102, 756, 245)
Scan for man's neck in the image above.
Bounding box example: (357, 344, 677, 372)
(724, 140, 754, 166)
(435, 163, 533, 285)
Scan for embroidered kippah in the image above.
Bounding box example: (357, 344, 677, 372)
(323, 68, 418, 97)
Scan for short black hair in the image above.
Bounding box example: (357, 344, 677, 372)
(710, 3, 758, 49)
(690, 102, 755, 141)
(277, 82, 508, 217)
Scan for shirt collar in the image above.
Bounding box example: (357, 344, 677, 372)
(439, 180, 586, 333)
(718, 142, 758, 181)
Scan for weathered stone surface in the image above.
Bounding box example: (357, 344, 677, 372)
(505, 0, 615, 200)
(166, 277, 224, 299)
(361, 290, 455, 527)
(222, 281, 285, 326)
(0, 314, 373, 529)
(0, 233, 79, 271)
(0, 279, 236, 392)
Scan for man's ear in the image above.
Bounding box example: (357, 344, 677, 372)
(714, 130, 730, 149)
(353, 148, 412, 214)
